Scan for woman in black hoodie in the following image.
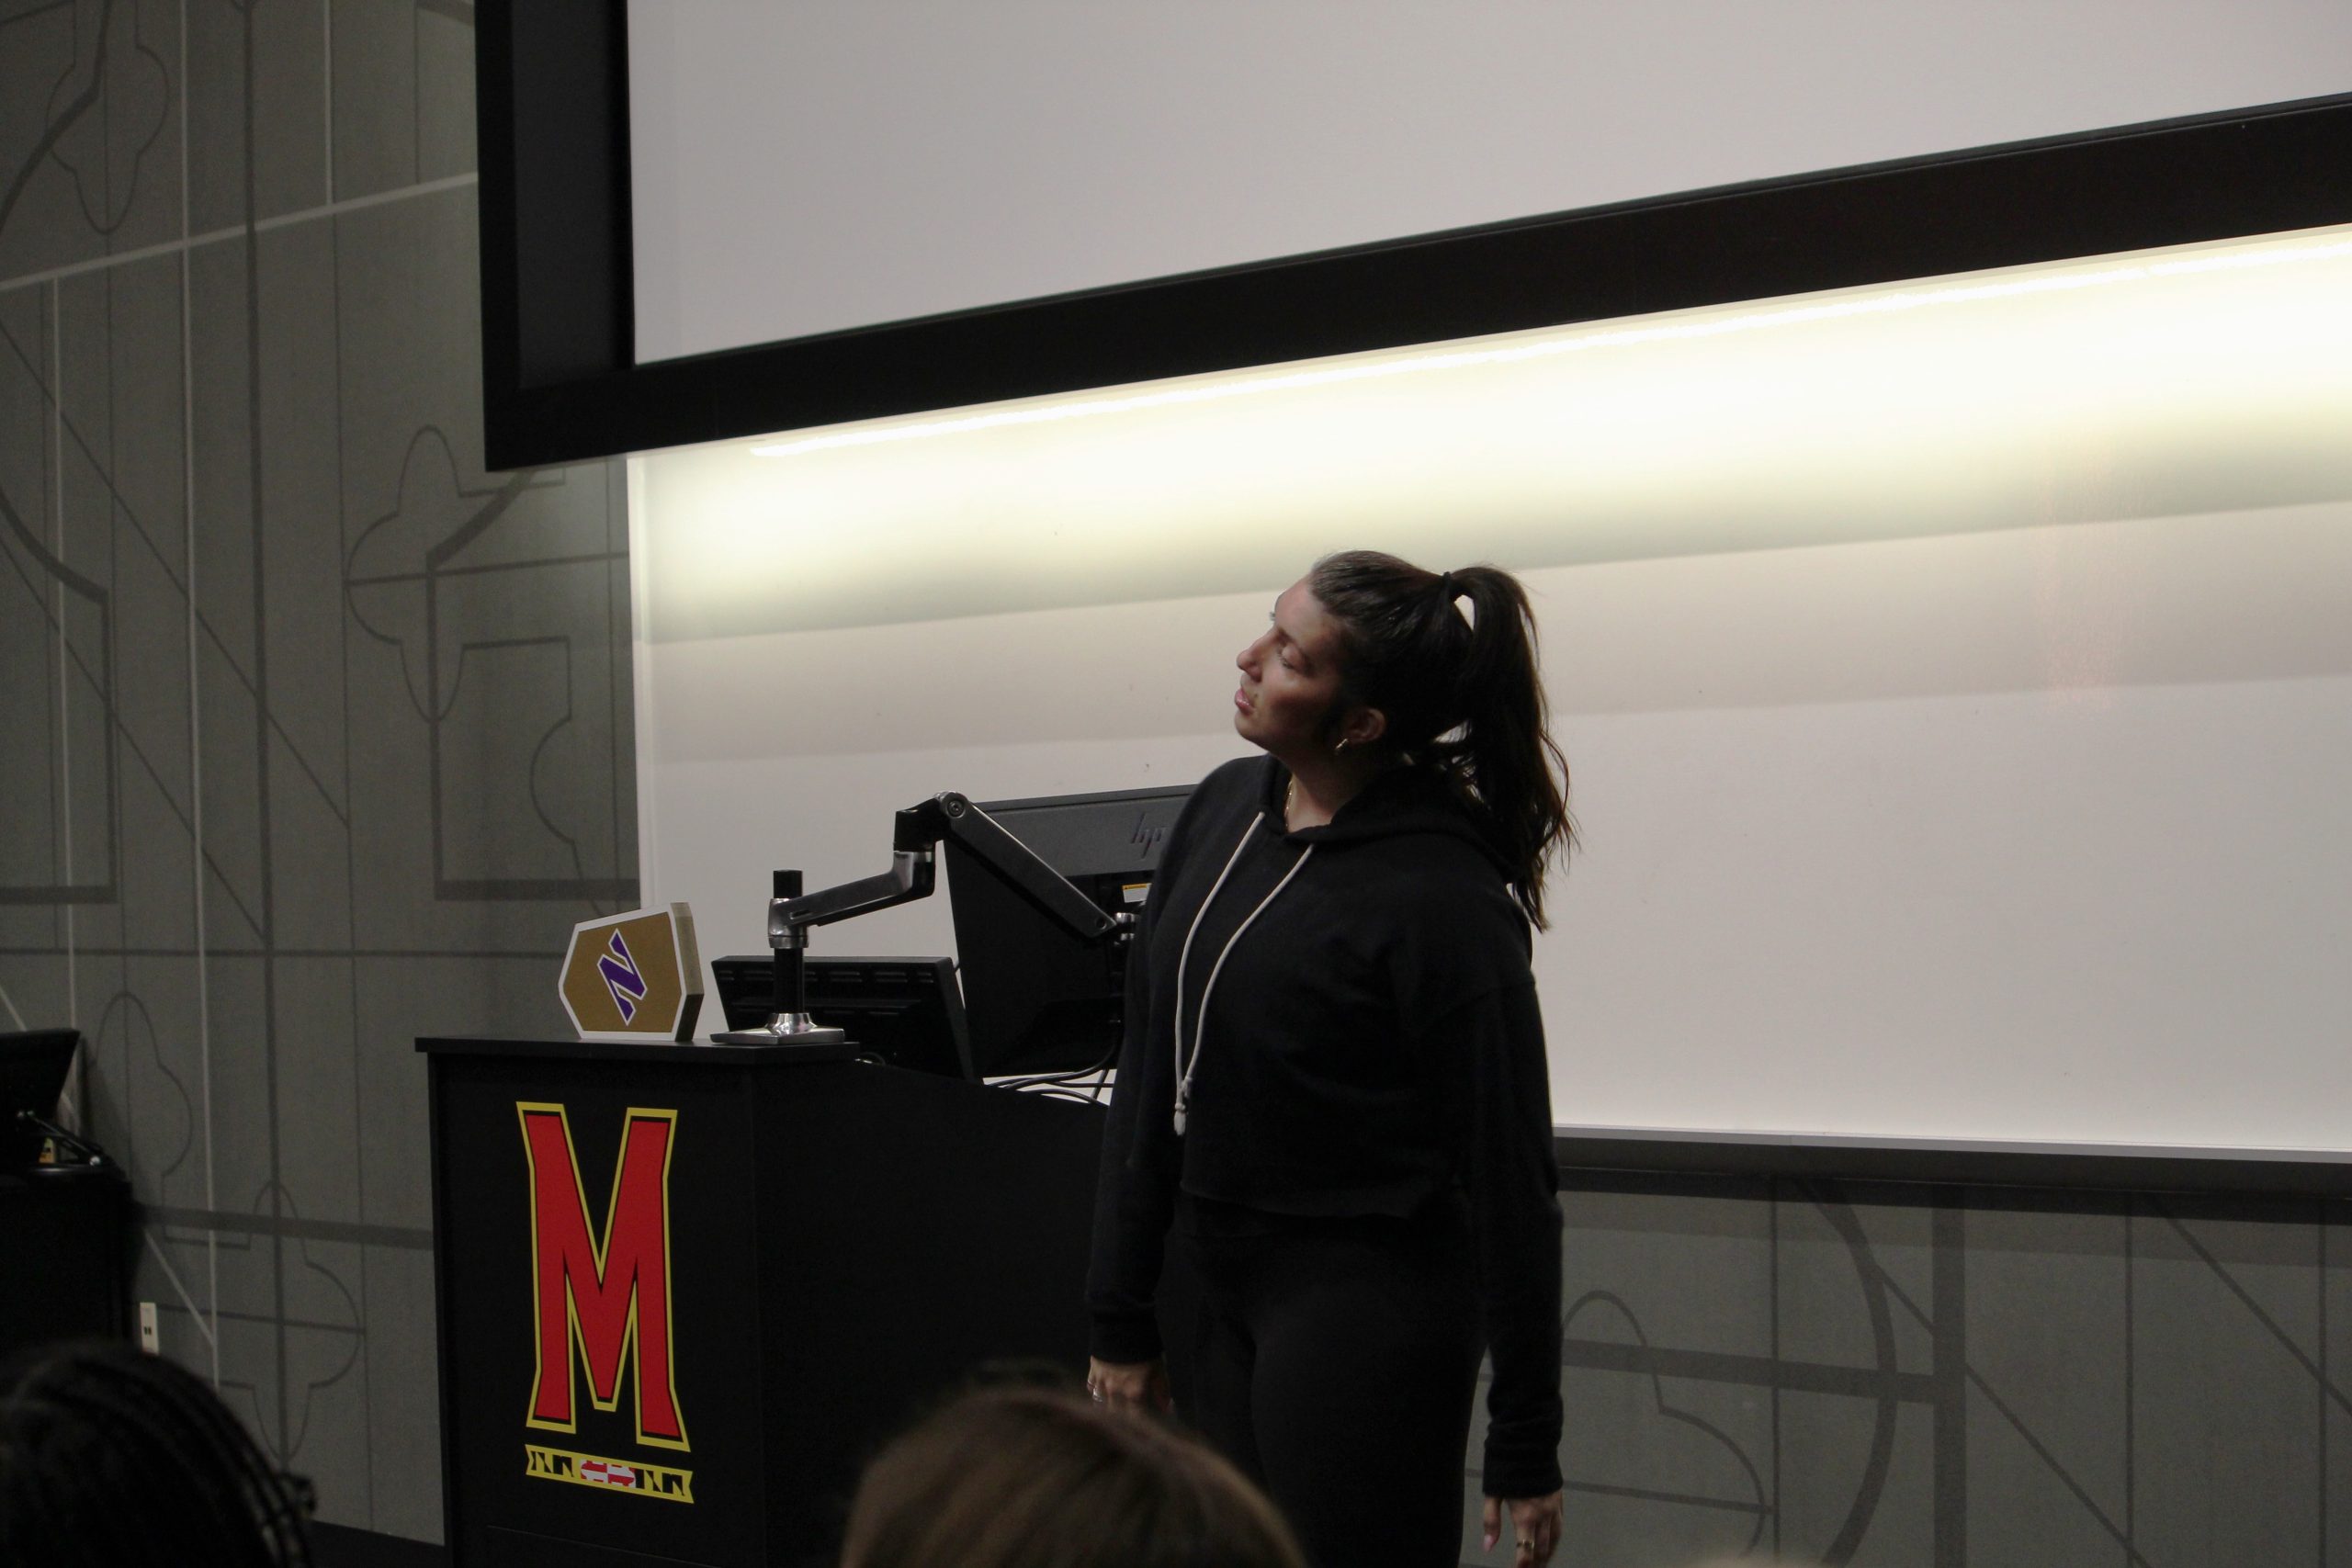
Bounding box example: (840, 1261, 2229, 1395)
(1086, 552, 1573, 1568)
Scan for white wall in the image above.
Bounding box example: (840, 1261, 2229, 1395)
(630, 225, 2352, 1151)
(628, 0, 2352, 363)
(636, 501, 2352, 1151)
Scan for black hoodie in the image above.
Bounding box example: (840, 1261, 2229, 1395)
(1087, 753, 1565, 1498)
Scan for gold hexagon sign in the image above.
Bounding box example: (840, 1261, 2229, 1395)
(560, 904, 705, 1043)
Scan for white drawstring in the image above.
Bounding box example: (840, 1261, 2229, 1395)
(1170, 821, 1315, 1134)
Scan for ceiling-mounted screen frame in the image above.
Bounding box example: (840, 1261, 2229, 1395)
(476, 1, 2352, 475)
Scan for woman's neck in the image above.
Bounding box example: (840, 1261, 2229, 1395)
(1281, 751, 1390, 830)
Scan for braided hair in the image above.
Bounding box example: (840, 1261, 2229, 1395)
(0, 1340, 314, 1567)
(1306, 550, 1576, 928)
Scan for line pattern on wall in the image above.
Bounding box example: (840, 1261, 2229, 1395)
(0, 0, 631, 1545)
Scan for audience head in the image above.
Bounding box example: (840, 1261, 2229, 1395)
(0, 1340, 314, 1567)
(841, 1384, 1304, 1568)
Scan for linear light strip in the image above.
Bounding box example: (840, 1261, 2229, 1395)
(748, 234, 2352, 460)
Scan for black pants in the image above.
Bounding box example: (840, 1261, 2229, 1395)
(1167, 1193, 1484, 1568)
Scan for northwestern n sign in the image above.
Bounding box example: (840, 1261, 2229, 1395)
(558, 905, 705, 1042)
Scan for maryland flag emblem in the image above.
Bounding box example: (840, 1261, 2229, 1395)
(517, 1103, 695, 1504)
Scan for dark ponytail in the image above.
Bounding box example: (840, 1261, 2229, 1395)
(1306, 551, 1575, 928)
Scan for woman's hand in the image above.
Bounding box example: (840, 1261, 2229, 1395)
(1085, 1356, 1170, 1415)
(1482, 1490, 1563, 1564)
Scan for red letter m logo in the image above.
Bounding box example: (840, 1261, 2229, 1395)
(517, 1104, 688, 1450)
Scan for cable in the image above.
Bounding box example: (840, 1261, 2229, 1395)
(989, 1040, 1120, 1090)
(1023, 1086, 1110, 1107)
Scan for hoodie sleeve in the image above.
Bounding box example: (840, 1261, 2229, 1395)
(1084, 758, 1261, 1361)
(1085, 915, 1177, 1364)
(1443, 976, 1566, 1499)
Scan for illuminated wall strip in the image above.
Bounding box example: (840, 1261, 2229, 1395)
(747, 233, 2352, 460)
(639, 225, 2352, 640)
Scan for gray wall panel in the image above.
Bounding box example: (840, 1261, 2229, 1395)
(0, 0, 182, 280)
(1543, 1179, 2349, 1567)
(2132, 1202, 2325, 1564)
(2330, 1209, 2351, 1568)
(186, 0, 326, 231)
(1961, 1203, 2128, 1562)
(0, 2, 627, 1544)
(359, 1241, 444, 1544)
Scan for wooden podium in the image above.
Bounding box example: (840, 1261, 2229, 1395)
(420, 1037, 1105, 1568)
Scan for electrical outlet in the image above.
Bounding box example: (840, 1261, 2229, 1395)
(137, 1301, 159, 1355)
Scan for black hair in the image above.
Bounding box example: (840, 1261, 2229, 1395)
(1306, 550, 1575, 928)
(0, 1340, 314, 1567)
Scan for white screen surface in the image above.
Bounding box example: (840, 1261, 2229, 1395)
(628, 0, 2352, 365)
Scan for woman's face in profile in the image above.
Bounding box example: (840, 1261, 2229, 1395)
(1233, 580, 1345, 758)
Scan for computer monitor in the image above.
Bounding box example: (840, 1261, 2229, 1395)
(1, 1029, 79, 1168)
(944, 784, 1191, 1077)
(708, 955, 972, 1079)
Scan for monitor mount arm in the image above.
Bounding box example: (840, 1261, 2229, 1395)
(12, 1110, 107, 1169)
(711, 793, 1128, 1046)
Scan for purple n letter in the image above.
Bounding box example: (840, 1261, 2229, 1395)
(598, 931, 648, 1023)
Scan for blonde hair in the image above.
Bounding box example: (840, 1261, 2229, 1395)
(841, 1386, 1304, 1568)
